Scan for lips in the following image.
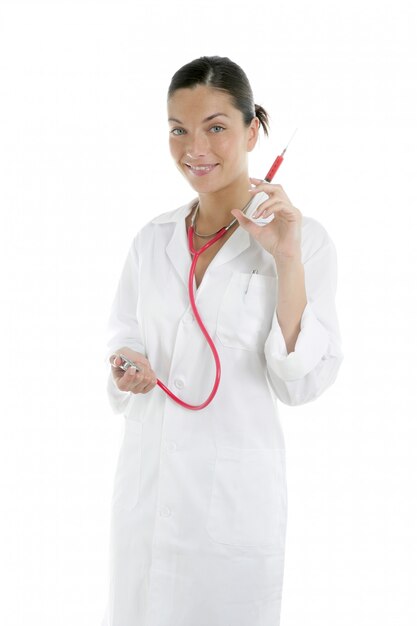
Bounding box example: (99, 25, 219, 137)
(185, 163, 218, 176)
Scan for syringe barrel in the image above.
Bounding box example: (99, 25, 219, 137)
(264, 154, 284, 182)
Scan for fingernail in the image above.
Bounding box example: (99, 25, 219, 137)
(128, 366, 136, 374)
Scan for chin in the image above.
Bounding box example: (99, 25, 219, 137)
(184, 178, 216, 193)
(184, 174, 231, 196)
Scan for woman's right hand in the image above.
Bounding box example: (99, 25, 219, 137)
(109, 347, 158, 395)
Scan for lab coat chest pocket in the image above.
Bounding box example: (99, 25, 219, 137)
(206, 446, 287, 547)
(111, 418, 143, 512)
(216, 272, 277, 352)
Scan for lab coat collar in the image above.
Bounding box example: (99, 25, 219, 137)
(151, 193, 269, 291)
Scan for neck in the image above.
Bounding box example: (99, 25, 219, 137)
(195, 173, 253, 231)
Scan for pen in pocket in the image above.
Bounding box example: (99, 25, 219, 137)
(244, 269, 258, 295)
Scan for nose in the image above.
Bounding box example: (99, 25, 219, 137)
(185, 131, 209, 159)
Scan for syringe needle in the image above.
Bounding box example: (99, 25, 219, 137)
(263, 127, 298, 182)
(281, 127, 298, 155)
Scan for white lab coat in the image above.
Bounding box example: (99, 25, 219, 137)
(100, 192, 343, 626)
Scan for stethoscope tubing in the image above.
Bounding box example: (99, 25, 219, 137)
(155, 224, 228, 410)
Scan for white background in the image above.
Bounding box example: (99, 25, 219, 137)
(1, 0, 416, 624)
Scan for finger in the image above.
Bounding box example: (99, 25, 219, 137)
(253, 183, 292, 205)
(231, 209, 267, 235)
(123, 365, 143, 385)
(121, 366, 143, 387)
(248, 181, 266, 192)
(250, 182, 282, 195)
(130, 368, 155, 386)
(252, 198, 286, 217)
(252, 200, 274, 217)
(110, 354, 121, 367)
(256, 206, 295, 220)
(132, 374, 156, 394)
(141, 380, 156, 393)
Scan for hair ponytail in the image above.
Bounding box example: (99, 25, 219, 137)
(254, 104, 270, 137)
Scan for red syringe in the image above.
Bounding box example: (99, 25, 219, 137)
(264, 127, 298, 182)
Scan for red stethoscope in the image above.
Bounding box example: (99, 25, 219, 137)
(117, 130, 297, 410)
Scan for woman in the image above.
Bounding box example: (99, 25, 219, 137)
(102, 56, 343, 626)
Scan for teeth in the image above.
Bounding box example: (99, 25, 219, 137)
(188, 165, 214, 170)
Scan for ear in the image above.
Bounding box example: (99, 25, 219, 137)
(247, 116, 260, 152)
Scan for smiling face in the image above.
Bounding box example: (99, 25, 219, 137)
(167, 84, 259, 195)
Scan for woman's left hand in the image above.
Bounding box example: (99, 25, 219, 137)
(231, 177, 303, 261)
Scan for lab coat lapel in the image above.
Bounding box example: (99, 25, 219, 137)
(165, 207, 193, 291)
(164, 202, 251, 291)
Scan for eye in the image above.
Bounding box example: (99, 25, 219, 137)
(170, 128, 186, 136)
(210, 125, 225, 133)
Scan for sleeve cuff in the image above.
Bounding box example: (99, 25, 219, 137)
(264, 301, 330, 381)
(106, 370, 134, 415)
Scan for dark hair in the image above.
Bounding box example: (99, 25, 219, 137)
(167, 56, 270, 137)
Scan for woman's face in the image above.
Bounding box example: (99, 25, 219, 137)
(168, 84, 259, 194)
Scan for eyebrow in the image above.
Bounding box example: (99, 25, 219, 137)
(168, 112, 230, 124)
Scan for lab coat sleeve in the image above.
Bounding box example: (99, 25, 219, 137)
(264, 227, 344, 406)
(105, 232, 146, 415)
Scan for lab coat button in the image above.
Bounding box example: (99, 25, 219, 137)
(174, 378, 184, 389)
(159, 506, 171, 517)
